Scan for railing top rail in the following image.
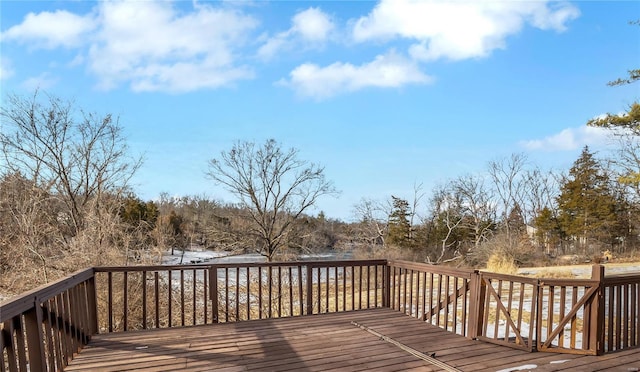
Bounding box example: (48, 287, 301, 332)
(93, 259, 388, 273)
(387, 259, 475, 278)
(205, 259, 387, 270)
(603, 273, 640, 285)
(95, 264, 213, 272)
(538, 278, 600, 287)
(0, 267, 95, 322)
(479, 271, 540, 285)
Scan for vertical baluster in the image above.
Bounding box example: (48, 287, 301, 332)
(122, 272, 128, 332)
(108, 272, 113, 332)
(43, 299, 57, 370)
(623, 283, 629, 348)
(204, 269, 209, 324)
(342, 266, 347, 312)
(193, 269, 197, 325)
(279, 266, 283, 317)
(461, 277, 468, 337)
(225, 268, 229, 322)
(547, 286, 554, 346)
(571, 286, 578, 349)
(298, 265, 304, 315)
(415, 270, 421, 318)
(168, 271, 172, 328)
(154, 272, 160, 327)
(268, 266, 273, 318)
(334, 266, 339, 312)
(180, 270, 185, 326)
(453, 277, 458, 334)
(355, 266, 360, 310)
(246, 267, 251, 320)
(325, 266, 329, 313)
(428, 273, 434, 324)
(289, 266, 294, 316)
(366, 265, 371, 309)
(616, 285, 622, 350)
(436, 274, 443, 327)
(142, 271, 147, 329)
(374, 265, 379, 308)
(517, 282, 525, 340)
(558, 286, 566, 348)
(258, 267, 263, 319)
(408, 270, 414, 316)
(236, 267, 241, 321)
(351, 266, 355, 311)
(444, 275, 450, 331)
(632, 283, 638, 347)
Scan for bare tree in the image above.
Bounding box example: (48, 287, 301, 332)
(426, 184, 464, 264)
(453, 174, 496, 253)
(0, 91, 144, 294)
(521, 167, 561, 225)
(0, 91, 141, 237)
(487, 153, 527, 247)
(409, 182, 426, 241)
(352, 197, 390, 248)
(206, 139, 337, 261)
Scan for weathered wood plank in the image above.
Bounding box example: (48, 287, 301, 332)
(66, 308, 639, 372)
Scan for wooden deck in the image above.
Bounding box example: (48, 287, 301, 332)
(65, 308, 640, 372)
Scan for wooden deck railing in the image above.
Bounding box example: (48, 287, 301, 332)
(0, 268, 97, 372)
(387, 260, 474, 337)
(603, 272, 640, 352)
(2, 259, 640, 371)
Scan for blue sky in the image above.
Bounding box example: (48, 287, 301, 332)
(1, 0, 639, 221)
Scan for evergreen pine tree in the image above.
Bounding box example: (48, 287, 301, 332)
(556, 147, 620, 255)
(388, 196, 412, 248)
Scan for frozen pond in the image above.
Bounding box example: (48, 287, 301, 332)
(162, 248, 353, 266)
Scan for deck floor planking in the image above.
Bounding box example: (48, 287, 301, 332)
(66, 308, 640, 372)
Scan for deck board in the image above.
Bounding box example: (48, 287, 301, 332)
(66, 308, 640, 371)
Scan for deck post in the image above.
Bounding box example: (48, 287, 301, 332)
(383, 262, 391, 308)
(468, 270, 485, 339)
(24, 300, 46, 371)
(87, 272, 99, 336)
(589, 264, 605, 355)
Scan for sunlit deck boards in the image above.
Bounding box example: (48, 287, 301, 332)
(66, 308, 639, 372)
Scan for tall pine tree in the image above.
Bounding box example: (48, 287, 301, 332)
(388, 196, 412, 248)
(557, 147, 620, 255)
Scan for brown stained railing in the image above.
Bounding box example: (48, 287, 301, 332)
(4, 259, 640, 372)
(387, 260, 474, 337)
(603, 272, 640, 353)
(208, 260, 387, 322)
(94, 265, 212, 332)
(535, 266, 604, 355)
(476, 272, 539, 351)
(0, 268, 97, 372)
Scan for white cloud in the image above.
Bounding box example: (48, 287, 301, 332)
(1, 10, 96, 49)
(2, 1, 258, 93)
(89, 1, 258, 92)
(257, 7, 334, 60)
(21, 73, 58, 91)
(292, 7, 334, 42)
(0, 58, 14, 80)
(281, 51, 431, 100)
(521, 125, 610, 152)
(352, 0, 579, 62)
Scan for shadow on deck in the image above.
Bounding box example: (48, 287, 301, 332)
(65, 308, 640, 372)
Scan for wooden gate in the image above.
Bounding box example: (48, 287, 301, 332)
(474, 272, 538, 351)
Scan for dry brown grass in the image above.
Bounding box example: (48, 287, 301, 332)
(485, 253, 518, 275)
